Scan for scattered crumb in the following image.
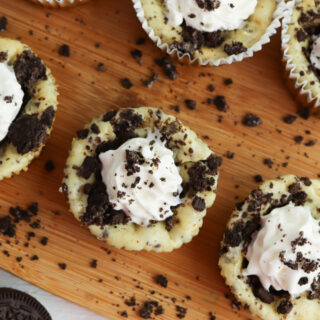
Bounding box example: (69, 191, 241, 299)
(58, 44, 70, 57)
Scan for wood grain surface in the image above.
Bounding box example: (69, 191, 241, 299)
(0, 0, 319, 319)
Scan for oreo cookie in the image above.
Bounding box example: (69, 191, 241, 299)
(0, 288, 52, 320)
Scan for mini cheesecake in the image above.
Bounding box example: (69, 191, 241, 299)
(219, 175, 320, 320)
(0, 38, 58, 180)
(62, 107, 221, 252)
(282, 0, 320, 109)
(137, 0, 279, 61)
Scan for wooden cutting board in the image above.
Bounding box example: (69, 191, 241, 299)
(0, 0, 319, 319)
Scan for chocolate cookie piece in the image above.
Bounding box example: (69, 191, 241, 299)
(224, 41, 247, 56)
(8, 114, 48, 155)
(13, 50, 47, 90)
(0, 16, 8, 32)
(155, 56, 178, 80)
(0, 288, 52, 320)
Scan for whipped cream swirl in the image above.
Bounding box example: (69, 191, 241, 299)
(243, 202, 320, 297)
(99, 131, 183, 226)
(310, 36, 320, 70)
(165, 0, 258, 32)
(0, 63, 24, 142)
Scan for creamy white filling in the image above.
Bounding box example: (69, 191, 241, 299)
(0, 63, 24, 142)
(310, 36, 320, 70)
(99, 131, 183, 226)
(165, 0, 257, 32)
(243, 203, 320, 297)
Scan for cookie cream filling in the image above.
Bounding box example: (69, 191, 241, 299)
(165, 0, 258, 32)
(243, 202, 320, 297)
(310, 36, 320, 70)
(99, 131, 183, 226)
(0, 63, 24, 142)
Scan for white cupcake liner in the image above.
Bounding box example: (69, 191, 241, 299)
(281, 0, 320, 108)
(132, 0, 286, 66)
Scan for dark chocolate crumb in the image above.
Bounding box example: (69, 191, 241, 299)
(58, 44, 70, 57)
(185, 99, 196, 110)
(176, 305, 187, 319)
(156, 274, 168, 288)
(144, 72, 158, 88)
(224, 78, 233, 85)
(304, 140, 316, 147)
(96, 63, 107, 72)
(90, 259, 98, 268)
(40, 237, 48, 246)
(125, 296, 136, 307)
(121, 78, 133, 89)
(154, 305, 164, 315)
(283, 115, 297, 124)
(254, 174, 263, 183)
(225, 151, 234, 159)
(224, 41, 247, 55)
(139, 300, 158, 319)
(58, 263, 67, 270)
(131, 49, 142, 64)
(213, 95, 229, 112)
(242, 113, 262, 127)
(155, 56, 178, 80)
(294, 135, 303, 144)
(0, 216, 16, 237)
(45, 160, 55, 172)
(170, 105, 180, 113)
(0, 16, 8, 32)
(231, 299, 241, 310)
(263, 158, 274, 168)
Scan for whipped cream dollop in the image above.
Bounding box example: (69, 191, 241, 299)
(0, 63, 24, 142)
(243, 203, 320, 297)
(310, 36, 320, 70)
(165, 0, 257, 32)
(99, 131, 183, 226)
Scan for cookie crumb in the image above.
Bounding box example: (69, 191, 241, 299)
(96, 63, 107, 72)
(254, 174, 263, 183)
(156, 274, 168, 288)
(155, 56, 178, 80)
(121, 78, 133, 89)
(224, 78, 233, 85)
(144, 72, 158, 88)
(283, 115, 297, 124)
(90, 259, 98, 268)
(58, 263, 67, 270)
(0, 16, 8, 32)
(45, 160, 55, 172)
(242, 113, 262, 127)
(58, 44, 70, 57)
(176, 305, 187, 319)
(214, 95, 229, 112)
(185, 99, 196, 110)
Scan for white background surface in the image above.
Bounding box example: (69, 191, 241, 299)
(0, 269, 109, 320)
